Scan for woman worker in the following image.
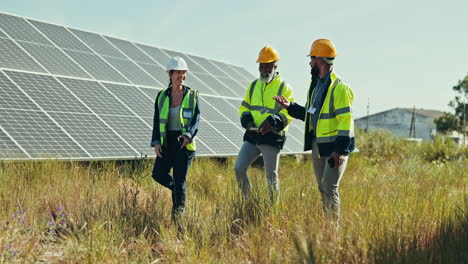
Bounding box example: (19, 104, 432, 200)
(150, 56, 200, 217)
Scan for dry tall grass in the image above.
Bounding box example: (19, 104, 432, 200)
(0, 131, 467, 263)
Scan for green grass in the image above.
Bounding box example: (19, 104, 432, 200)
(0, 131, 467, 263)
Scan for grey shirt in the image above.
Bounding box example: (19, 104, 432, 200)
(167, 105, 181, 131)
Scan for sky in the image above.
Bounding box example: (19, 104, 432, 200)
(2, 0, 468, 118)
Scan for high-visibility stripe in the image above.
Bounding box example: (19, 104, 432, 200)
(182, 90, 196, 129)
(316, 135, 337, 143)
(249, 80, 258, 102)
(274, 82, 285, 113)
(318, 109, 350, 120)
(271, 130, 286, 136)
(335, 107, 351, 115)
(247, 82, 285, 115)
(250, 105, 277, 113)
(188, 90, 194, 109)
(246, 78, 290, 131)
(328, 79, 341, 118)
(158, 92, 167, 111)
(158, 90, 169, 146)
(337, 130, 351, 136)
(319, 113, 333, 119)
(316, 130, 351, 143)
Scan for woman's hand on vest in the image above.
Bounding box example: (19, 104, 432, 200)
(179, 136, 190, 149)
(155, 144, 163, 158)
(273, 95, 290, 109)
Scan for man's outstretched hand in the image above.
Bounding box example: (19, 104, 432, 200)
(273, 95, 290, 109)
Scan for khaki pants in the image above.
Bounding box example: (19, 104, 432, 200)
(234, 141, 281, 200)
(312, 140, 348, 220)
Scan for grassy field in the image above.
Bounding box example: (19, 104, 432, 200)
(0, 131, 467, 263)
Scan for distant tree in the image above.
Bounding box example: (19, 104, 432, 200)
(434, 113, 460, 133)
(449, 74, 467, 127)
(435, 74, 467, 134)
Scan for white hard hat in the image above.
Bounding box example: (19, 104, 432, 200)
(166, 56, 189, 72)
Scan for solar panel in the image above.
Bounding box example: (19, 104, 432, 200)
(102, 56, 162, 87)
(29, 20, 92, 53)
(0, 38, 47, 73)
(211, 121, 245, 148)
(68, 29, 127, 59)
(197, 121, 240, 154)
(215, 76, 245, 97)
(0, 71, 40, 111)
(184, 73, 216, 95)
(187, 55, 228, 78)
(196, 73, 238, 97)
(194, 140, 215, 155)
(142, 117, 154, 128)
(48, 112, 138, 157)
(17, 42, 91, 78)
(0, 13, 52, 45)
(228, 64, 256, 83)
(0, 128, 28, 159)
(105, 36, 155, 64)
(209, 60, 250, 87)
(63, 49, 129, 83)
(286, 123, 306, 149)
(202, 96, 240, 122)
(135, 44, 171, 66)
(0, 109, 89, 158)
(0, 30, 7, 38)
(101, 83, 156, 117)
(99, 115, 153, 156)
(0, 11, 305, 160)
(135, 62, 168, 86)
(4, 70, 91, 113)
(199, 97, 232, 122)
(57, 77, 134, 116)
(225, 98, 243, 110)
(139, 87, 160, 100)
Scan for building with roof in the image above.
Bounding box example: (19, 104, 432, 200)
(355, 108, 444, 141)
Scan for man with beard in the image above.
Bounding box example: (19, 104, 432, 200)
(235, 46, 294, 201)
(274, 39, 355, 222)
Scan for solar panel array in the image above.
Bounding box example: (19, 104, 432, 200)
(0, 12, 305, 160)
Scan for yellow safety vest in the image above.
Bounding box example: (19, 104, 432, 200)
(305, 71, 354, 144)
(240, 74, 294, 133)
(157, 88, 198, 151)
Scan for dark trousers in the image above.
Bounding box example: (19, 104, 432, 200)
(152, 131, 195, 214)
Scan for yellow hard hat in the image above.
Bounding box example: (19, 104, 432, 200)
(309, 39, 336, 58)
(257, 46, 280, 63)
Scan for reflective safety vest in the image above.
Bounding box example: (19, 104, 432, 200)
(305, 71, 354, 145)
(240, 74, 293, 134)
(157, 88, 198, 151)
